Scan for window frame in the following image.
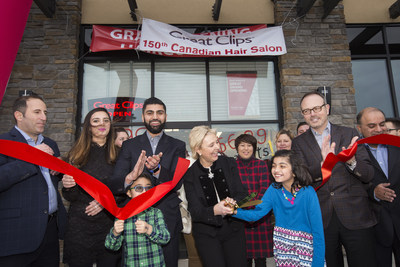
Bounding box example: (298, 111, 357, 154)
(347, 24, 400, 117)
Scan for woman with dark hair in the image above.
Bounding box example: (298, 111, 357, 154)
(183, 125, 248, 267)
(61, 107, 120, 267)
(114, 127, 130, 148)
(234, 134, 274, 267)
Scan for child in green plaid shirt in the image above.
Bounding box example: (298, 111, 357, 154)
(105, 173, 170, 267)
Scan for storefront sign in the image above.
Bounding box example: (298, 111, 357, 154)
(88, 97, 144, 123)
(90, 23, 267, 55)
(90, 19, 286, 56)
(90, 25, 141, 52)
(227, 71, 260, 118)
(139, 18, 287, 56)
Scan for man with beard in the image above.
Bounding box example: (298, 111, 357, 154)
(110, 97, 186, 267)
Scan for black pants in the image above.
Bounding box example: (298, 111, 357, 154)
(162, 228, 180, 267)
(247, 258, 267, 267)
(375, 226, 400, 267)
(0, 216, 59, 267)
(194, 221, 247, 267)
(325, 210, 377, 267)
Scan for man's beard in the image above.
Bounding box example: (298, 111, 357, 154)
(144, 120, 166, 135)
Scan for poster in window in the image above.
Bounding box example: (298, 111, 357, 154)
(227, 71, 260, 119)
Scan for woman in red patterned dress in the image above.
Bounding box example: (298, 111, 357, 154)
(235, 134, 274, 267)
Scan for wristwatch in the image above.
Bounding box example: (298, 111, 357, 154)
(150, 164, 160, 174)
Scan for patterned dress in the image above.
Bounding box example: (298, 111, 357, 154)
(236, 156, 274, 259)
(234, 185, 325, 267)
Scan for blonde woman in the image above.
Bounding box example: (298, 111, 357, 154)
(183, 125, 248, 267)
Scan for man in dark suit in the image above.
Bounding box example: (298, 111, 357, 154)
(111, 97, 186, 267)
(356, 107, 400, 267)
(292, 92, 377, 267)
(0, 94, 67, 266)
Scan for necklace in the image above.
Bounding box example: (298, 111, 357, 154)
(207, 167, 214, 179)
(282, 187, 299, 205)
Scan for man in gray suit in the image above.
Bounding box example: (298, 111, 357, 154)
(292, 91, 377, 266)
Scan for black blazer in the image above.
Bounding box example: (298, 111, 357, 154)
(0, 127, 67, 257)
(110, 131, 186, 234)
(183, 156, 248, 237)
(366, 145, 400, 246)
(292, 123, 377, 230)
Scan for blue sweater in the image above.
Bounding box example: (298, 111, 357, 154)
(234, 184, 325, 267)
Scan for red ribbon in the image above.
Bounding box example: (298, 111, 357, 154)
(318, 134, 400, 190)
(0, 140, 189, 220)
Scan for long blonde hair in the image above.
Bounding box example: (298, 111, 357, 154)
(68, 108, 117, 168)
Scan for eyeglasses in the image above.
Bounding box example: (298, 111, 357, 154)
(301, 104, 326, 115)
(386, 128, 399, 133)
(130, 185, 153, 193)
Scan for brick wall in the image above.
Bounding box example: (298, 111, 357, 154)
(0, 1, 81, 156)
(275, 0, 357, 133)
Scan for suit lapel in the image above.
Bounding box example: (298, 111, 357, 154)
(10, 127, 29, 144)
(366, 145, 387, 179)
(387, 145, 398, 182)
(139, 132, 154, 155)
(155, 133, 169, 155)
(330, 124, 342, 155)
(304, 130, 323, 162)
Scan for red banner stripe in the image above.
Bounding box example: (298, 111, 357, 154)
(0, 140, 189, 220)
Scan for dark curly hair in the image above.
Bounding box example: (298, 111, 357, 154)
(271, 149, 313, 193)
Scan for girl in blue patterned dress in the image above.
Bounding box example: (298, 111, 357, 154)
(233, 149, 325, 267)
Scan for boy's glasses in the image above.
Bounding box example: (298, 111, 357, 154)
(130, 185, 153, 193)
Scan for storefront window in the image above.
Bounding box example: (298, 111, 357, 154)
(80, 25, 281, 156)
(82, 62, 151, 123)
(155, 62, 207, 122)
(124, 123, 279, 160)
(212, 123, 279, 159)
(352, 59, 394, 116)
(392, 60, 400, 114)
(209, 61, 278, 121)
(348, 25, 400, 116)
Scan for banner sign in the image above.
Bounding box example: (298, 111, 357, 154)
(90, 23, 269, 56)
(90, 25, 141, 52)
(139, 18, 286, 56)
(227, 71, 260, 118)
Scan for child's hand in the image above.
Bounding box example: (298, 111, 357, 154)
(135, 219, 152, 235)
(113, 220, 125, 236)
